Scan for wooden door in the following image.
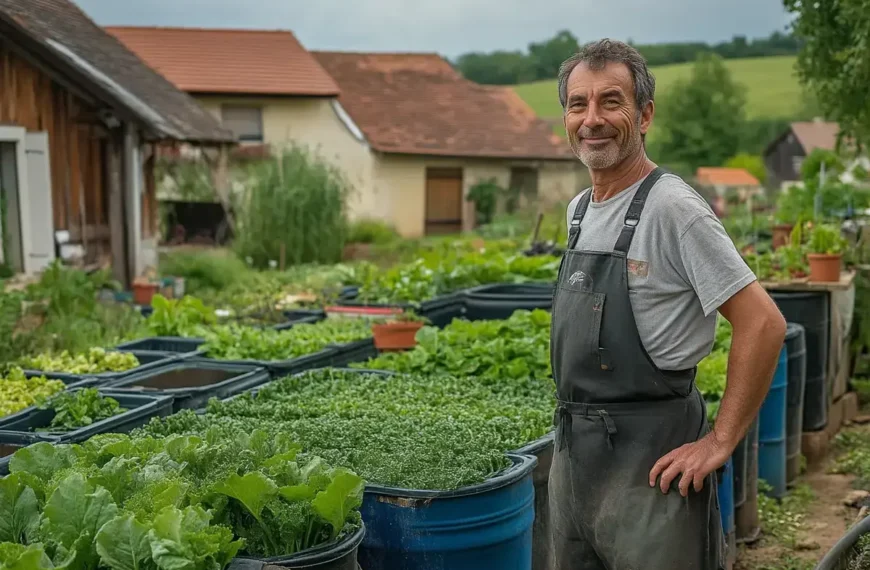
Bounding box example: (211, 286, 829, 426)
(425, 168, 463, 235)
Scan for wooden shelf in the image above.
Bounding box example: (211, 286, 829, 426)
(760, 270, 856, 292)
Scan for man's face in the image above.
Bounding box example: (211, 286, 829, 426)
(563, 61, 652, 170)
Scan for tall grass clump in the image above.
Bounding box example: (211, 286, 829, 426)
(235, 145, 352, 268)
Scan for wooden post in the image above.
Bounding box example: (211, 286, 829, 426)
(106, 133, 128, 287)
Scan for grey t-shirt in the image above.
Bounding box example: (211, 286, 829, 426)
(565, 172, 756, 371)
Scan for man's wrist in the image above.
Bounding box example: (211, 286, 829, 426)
(710, 425, 742, 453)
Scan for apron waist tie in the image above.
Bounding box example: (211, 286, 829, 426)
(555, 405, 619, 453)
(598, 409, 617, 450)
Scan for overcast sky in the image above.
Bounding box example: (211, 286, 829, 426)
(76, 0, 793, 59)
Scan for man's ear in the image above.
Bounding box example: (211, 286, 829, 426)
(640, 101, 654, 136)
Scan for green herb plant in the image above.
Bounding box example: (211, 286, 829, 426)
(20, 348, 139, 375)
(37, 389, 127, 432)
(0, 368, 65, 418)
(147, 294, 216, 337)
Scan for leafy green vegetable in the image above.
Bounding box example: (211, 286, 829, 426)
(0, 369, 65, 418)
(0, 428, 363, 567)
(20, 349, 139, 375)
(37, 389, 126, 432)
(697, 317, 733, 423)
(147, 295, 216, 338)
(357, 309, 552, 387)
(0, 542, 55, 569)
(201, 318, 372, 361)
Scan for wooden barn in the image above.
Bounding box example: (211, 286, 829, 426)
(0, 0, 233, 285)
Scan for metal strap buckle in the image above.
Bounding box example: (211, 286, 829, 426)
(624, 217, 639, 227)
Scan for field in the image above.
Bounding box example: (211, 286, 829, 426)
(514, 55, 805, 122)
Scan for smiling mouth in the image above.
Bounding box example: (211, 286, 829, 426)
(582, 137, 614, 144)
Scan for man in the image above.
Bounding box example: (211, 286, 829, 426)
(549, 39, 787, 569)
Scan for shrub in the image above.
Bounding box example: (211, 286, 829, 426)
(234, 145, 352, 268)
(347, 219, 398, 245)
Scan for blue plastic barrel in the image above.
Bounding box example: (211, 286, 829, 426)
(358, 453, 537, 570)
(718, 456, 735, 535)
(759, 344, 788, 498)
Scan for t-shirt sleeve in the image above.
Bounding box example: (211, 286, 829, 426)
(678, 214, 757, 317)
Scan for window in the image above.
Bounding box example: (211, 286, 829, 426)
(220, 105, 263, 143)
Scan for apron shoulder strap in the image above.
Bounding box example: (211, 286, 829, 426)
(566, 190, 592, 250)
(613, 166, 667, 255)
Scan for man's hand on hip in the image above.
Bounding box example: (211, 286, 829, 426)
(648, 430, 733, 497)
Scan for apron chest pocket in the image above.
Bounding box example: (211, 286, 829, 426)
(553, 288, 611, 372)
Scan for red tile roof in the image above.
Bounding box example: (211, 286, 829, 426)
(106, 26, 339, 97)
(696, 167, 760, 187)
(313, 51, 574, 160)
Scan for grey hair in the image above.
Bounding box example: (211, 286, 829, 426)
(557, 39, 656, 115)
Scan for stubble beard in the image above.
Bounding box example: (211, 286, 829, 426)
(569, 120, 643, 171)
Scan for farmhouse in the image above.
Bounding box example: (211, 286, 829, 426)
(695, 167, 762, 199)
(0, 0, 232, 284)
(313, 51, 582, 236)
(106, 26, 583, 238)
(763, 120, 840, 189)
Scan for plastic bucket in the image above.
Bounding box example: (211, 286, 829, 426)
(732, 430, 751, 509)
(759, 345, 788, 498)
(736, 418, 760, 543)
(229, 525, 365, 570)
(770, 292, 830, 431)
(104, 361, 271, 411)
(358, 453, 537, 570)
(115, 336, 205, 354)
(462, 283, 555, 321)
(512, 432, 554, 570)
(785, 323, 807, 484)
(718, 456, 735, 535)
(0, 390, 174, 442)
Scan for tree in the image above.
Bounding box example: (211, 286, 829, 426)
(655, 53, 748, 170)
(784, 0, 870, 149)
(527, 30, 580, 80)
(725, 153, 767, 184)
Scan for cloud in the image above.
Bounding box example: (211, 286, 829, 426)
(76, 0, 793, 58)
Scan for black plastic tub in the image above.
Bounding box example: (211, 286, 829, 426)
(785, 322, 807, 484)
(115, 336, 205, 354)
(228, 525, 365, 570)
(0, 390, 174, 442)
(770, 292, 830, 431)
(462, 282, 556, 321)
(23, 370, 100, 388)
(814, 513, 870, 570)
(327, 339, 378, 368)
(274, 309, 327, 331)
(104, 361, 271, 412)
(732, 427, 751, 508)
(190, 347, 340, 380)
(337, 293, 465, 328)
(512, 431, 555, 570)
(23, 350, 183, 384)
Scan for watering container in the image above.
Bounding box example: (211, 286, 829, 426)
(358, 453, 537, 570)
(784, 323, 807, 483)
(770, 292, 830, 430)
(759, 344, 788, 498)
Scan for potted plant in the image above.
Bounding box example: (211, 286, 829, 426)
(371, 312, 427, 351)
(806, 223, 847, 282)
(132, 277, 159, 305)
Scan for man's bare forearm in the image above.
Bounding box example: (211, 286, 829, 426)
(711, 311, 786, 450)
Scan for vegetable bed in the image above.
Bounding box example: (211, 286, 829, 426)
(0, 368, 67, 419)
(0, 429, 364, 569)
(138, 367, 554, 490)
(20, 348, 141, 375)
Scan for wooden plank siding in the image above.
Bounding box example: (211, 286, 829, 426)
(0, 39, 158, 259)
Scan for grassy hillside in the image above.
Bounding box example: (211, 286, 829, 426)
(514, 55, 805, 122)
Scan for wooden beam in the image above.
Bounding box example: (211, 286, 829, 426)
(106, 133, 128, 287)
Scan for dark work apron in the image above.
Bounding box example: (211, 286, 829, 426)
(548, 168, 726, 570)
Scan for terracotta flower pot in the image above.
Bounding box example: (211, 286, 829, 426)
(132, 281, 159, 305)
(372, 321, 424, 351)
(772, 224, 794, 250)
(807, 253, 842, 283)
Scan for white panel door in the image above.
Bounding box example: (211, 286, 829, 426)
(24, 133, 56, 273)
